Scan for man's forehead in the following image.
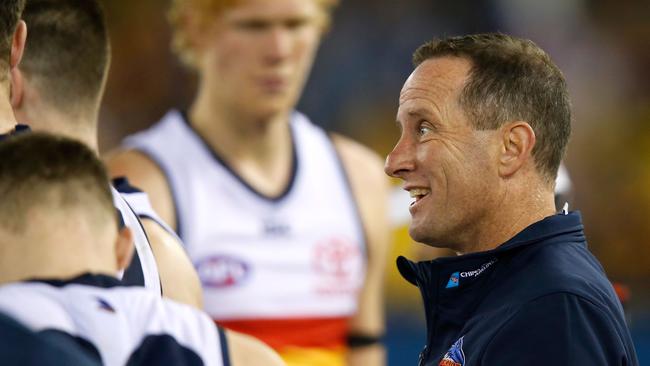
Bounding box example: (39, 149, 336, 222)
(403, 57, 470, 90)
(398, 57, 471, 108)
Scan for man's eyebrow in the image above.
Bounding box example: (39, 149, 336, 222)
(407, 108, 431, 118)
(395, 107, 432, 129)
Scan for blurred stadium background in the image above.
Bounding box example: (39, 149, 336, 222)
(96, 0, 650, 364)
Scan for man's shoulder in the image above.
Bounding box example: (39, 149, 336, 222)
(469, 291, 637, 365)
(457, 242, 636, 365)
(499, 238, 615, 303)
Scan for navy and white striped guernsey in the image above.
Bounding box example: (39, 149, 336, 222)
(112, 177, 178, 238)
(0, 274, 231, 366)
(111, 186, 161, 294)
(0, 311, 99, 365)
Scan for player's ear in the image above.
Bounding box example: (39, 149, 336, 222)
(10, 66, 24, 110)
(10, 20, 27, 70)
(498, 121, 535, 178)
(115, 227, 134, 271)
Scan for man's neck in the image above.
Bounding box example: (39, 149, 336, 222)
(20, 106, 99, 152)
(189, 96, 293, 164)
(455, 182, 557, 255)
(189, 98, 294, 197)
(0, 243, 115, 286)
(0, 228, 116, 286)
(0, 92, 17, 134)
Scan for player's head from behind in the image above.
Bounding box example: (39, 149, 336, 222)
(0, 0, 26, 90)
(0, 133, 132, 284)
(11, 0, 110, 140)
(170, 0, 339, 119)
(385, 33, 572, 251)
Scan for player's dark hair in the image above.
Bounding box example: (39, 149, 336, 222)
(20, 0, 109, 111)
(0, 0, 26, 79)
(413, 33, 571, 183)
(0, 133, 115, 233)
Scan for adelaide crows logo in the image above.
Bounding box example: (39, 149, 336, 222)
(439, 336, 465, 366)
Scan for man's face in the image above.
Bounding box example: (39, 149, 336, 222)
(194, 0, 323, 119)
(385, 57, 502, 250)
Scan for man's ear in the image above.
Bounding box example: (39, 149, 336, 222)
(498, 121, 536, 178)
(10, 20, 27, 70)
(115, 227, 134, 272)
(10, 66, 23, 109)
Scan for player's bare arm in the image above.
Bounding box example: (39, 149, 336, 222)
(332, 133, 390, 366)
(106, 149, 177, 231)
(107, 150, 205, 308)
(226, 330, 286, 366)
(141, 219, 203, 308)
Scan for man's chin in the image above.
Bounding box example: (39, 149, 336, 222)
(246, 99, 293, 120)
(409, 225, 436, 246)
(409, 224, 453, 250)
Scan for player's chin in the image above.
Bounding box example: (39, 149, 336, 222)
(250, 98, 294, 119)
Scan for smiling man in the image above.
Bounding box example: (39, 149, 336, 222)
(385, 33, 638, 366)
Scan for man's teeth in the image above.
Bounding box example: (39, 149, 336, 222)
(408, 188, 430, 198)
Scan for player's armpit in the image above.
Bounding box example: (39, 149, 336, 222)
(332, 134, 390, 366)
(226, 330, 286, 366)
(105, 149, 177, 232)
(141, 219, 203, 309)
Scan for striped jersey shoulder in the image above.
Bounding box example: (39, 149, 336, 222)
(0, 275, 230, 366)
(111, 186, 161, 294)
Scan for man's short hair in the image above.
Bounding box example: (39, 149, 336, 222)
(0, 0, 26, 79)
(20, 0, 109, 111)
(413, 33, 572, 183)
(168, 0, 339, 67)
(0, 133, 115, 235)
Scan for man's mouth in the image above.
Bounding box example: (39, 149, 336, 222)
(408, 188, 431, 206)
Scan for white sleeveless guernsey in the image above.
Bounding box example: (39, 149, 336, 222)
(124, 110, 366, 355)
(111, 187, 161, 295)
(0, 275, 230, 366)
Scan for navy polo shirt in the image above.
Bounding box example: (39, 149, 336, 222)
(398, 212, 638, 366)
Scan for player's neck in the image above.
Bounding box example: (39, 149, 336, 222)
(0, 241, 116, 286)
(189, 98, 294, 196)
(50, 121, 99, 153)
(22, 106, 99, 152)
(0, 259, 115, 286)
(0, 88, 17, 133)
(0, 209, 118, 285)
(189, 100, 292, 162)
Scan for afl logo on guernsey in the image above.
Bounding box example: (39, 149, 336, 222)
(195, 255, 250, 288)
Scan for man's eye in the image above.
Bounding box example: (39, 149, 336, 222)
(284, 18, 309, 30)
(234, 20, 270, 31)
(418, 126, 432, 136)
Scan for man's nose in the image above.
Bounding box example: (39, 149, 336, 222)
(264, 27, 292, 64)
(384, 137, 415, 179)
